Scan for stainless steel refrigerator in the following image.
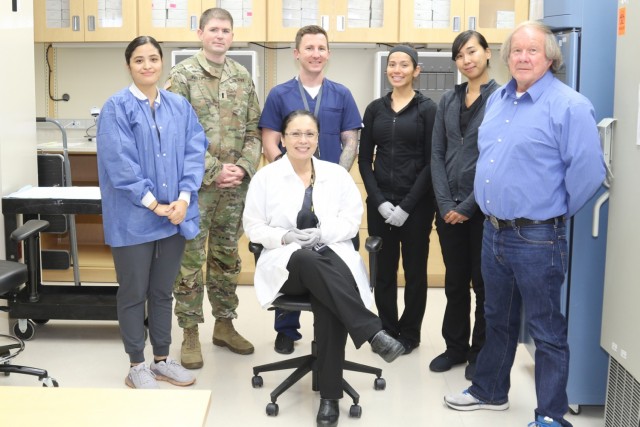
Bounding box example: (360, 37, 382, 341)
(600, 1, 640, 425)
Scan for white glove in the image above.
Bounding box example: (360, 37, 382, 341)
(299, 228, 321, 248)
(385, 206, 409, 227)
(377, 202, 395, 220)
(282, 229, 312, 246)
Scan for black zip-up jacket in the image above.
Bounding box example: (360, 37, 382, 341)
(359, 90, 437, 214)
(430, 79, 499, 218)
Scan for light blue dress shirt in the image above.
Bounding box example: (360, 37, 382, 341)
(97, 84, 207, 247)
(474, 71, 605, 220)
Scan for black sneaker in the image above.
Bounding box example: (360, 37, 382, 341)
(429, 352, 466, 372)
(274, 332, 294, 354)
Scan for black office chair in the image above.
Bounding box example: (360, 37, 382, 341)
(250, 235, 384, 418)
(0, 220, 58, 386)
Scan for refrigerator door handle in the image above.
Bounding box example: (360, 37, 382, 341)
(592, 190, 609, 237)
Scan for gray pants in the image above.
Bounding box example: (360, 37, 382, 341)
(112, 233, 186, 363)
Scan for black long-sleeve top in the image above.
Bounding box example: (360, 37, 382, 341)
(359, 90, 437, 214)
(430, 80, 499, 218)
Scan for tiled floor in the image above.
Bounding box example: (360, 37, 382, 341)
(1, 286, 604, 426)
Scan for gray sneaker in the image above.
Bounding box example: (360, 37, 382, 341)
(150, 356, 196, 386)
(125, 363, 159, 389)
(444, 389, 509, 411)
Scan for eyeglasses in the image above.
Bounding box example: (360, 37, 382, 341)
(284, 131, 318, 140)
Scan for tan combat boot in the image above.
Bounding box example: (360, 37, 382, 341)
(212, 318, 254, 355)
(181, 326, 203, 369)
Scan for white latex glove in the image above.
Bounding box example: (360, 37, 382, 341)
(299, 228, 321, 248)
(377, 201, 395, 220)
(385, 206, 409, 227)
(282, 229, 312, 246)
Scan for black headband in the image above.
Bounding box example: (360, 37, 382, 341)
(388, 45, 418, 67)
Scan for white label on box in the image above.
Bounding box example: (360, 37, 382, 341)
(151, 9, 166, 20)
(283, 18, 302, 28)
(348, 9, 371, 20)
(282, 9, 302, 20)
(283, 0, 302, 9)
(348, 0, 372, 9)
(414, 9, 431, 20)
(301, 9, 318, 20)
(414, 0, 432, 9)
(432, 20, 449, 29)
(301, 0, 319, 10)
(496, 11, 515, 29)
(166, 19, 185, 27)
(167, 8, 188, 20)
(166, 0, 187, 10)
(414, 19, 433, 29)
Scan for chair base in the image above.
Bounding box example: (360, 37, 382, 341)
(251, 340, 385, 417)
(1, 334, 59, 386)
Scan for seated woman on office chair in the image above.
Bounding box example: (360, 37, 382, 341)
(243, 110, 404, 427)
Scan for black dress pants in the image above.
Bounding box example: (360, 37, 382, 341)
(281, 248, 381, 399)
(366, 197, 435, 346)
(435, 208, 486, 362)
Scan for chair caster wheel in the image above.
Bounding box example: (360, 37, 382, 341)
(266, 402, 279, 416)
(349, 404, 362, 418)
(374, 377, 386, 390)
(251, 375, 263, 388)
(42, 377, 59, 387)
(13, 319, 36, 341)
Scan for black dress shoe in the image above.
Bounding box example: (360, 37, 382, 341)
(316, 398, 339, 427)
(274, 332, 294, 354)
(465, 361, 476, 380)
(370, 330, 404, 363)
(428, 352, 466, 372)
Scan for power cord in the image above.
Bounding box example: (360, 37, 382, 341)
(46, 44, 70, 102)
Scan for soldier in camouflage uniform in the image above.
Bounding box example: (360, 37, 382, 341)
(165, 7, 262, 368)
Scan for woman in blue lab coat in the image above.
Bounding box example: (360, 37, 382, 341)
(97, 36, 207, 390)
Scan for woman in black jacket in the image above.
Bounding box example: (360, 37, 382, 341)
(429, 30, 499, 380)
(359, 44, 437, 354)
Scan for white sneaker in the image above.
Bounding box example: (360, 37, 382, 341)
(150, 356, 196, 386)
(125, 363, 159, 389)
(444, 389, 509, 411)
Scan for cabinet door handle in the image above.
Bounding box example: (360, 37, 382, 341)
(72, 15, 80, 31)
(452, 16, 460, 32)
(87, 15, 96, 32)
(190, 16, 198, 31)
(468, 16, 476, 30)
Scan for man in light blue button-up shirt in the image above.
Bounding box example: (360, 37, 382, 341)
(444, 21, 605, 427)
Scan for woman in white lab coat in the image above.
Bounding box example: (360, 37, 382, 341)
(243, 110, 404, 427)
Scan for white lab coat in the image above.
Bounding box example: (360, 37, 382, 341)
(243, 155, 372, 309)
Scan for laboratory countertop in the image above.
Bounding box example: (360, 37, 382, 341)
(37, 138, 97, 154)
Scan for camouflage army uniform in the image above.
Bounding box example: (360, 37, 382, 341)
(167, 50, 262, 329)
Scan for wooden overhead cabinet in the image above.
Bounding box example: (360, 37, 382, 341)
(399, 0, 529, 44)
(34, 0, 137, 42)
(268, 0, 398, 43)
(137, 0, 266, 42)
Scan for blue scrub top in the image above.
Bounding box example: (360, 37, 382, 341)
(259, 77, 362, 164)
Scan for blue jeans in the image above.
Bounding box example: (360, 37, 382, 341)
(469, 220, 572, 425)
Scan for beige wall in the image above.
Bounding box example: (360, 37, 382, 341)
(35, 42, 511, 120)
(33, 41, 511, 285)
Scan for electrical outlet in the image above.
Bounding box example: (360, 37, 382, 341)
(67, 120, 83, 129)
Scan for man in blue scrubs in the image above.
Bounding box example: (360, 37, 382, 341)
(259, 25, 362, 354)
